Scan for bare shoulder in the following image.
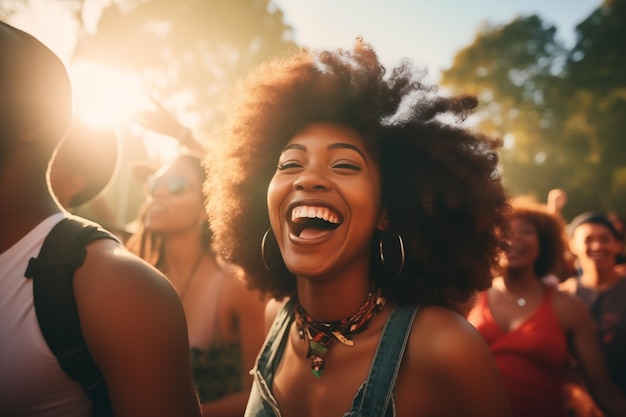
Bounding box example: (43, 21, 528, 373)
(404, 305, 499, 384)
(552, 287, 591, 331)
(408, 305, 489, 362)
(396, 305, 512, 417)
(75, 238, 176, 299)
(69, 239, 202, 417)
(72, 238, 187, 349)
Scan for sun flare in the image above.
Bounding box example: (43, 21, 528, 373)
(69, 61, 149, 128)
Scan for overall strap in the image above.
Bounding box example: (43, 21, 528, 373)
(24, 216, 120, 417)
(349, 304, 419, 417)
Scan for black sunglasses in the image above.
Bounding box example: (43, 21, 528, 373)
(147, 175, 190, 195)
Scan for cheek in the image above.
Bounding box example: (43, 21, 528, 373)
(347, 185, 383, 231)
(355, 178, 382, 212)
(570, 239, 585, 256)
(267, 176, 286, 226)
(608, 240, 622, 255)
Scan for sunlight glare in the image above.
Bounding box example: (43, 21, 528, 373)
(69, 62, 149, 127)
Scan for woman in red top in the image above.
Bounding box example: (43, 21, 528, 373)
(467, 199, 626, 417)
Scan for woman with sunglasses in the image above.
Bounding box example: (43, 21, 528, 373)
(126, 154, 267, 417)
(204, 39, 513, 417)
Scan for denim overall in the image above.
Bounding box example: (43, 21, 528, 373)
(244, 298, 419, 417)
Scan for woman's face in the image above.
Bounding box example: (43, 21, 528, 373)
(267, 123, 386, 279)
(570, 223, 620, 272)
(143, 158, 207, 235)
(502, 217, 540, 272)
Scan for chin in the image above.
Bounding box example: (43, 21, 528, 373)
(284, 260, 332, 281)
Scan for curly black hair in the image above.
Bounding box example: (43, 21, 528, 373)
(205, 39, 509, 309)
(508, 199, 568, 278)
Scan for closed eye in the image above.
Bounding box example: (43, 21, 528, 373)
(333, 162, 361, 171)
(277, 162, 302, 170)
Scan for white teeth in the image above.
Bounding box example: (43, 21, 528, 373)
(291, 205, 340, 224)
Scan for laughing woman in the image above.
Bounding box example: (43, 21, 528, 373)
(204, 39, 513, 417)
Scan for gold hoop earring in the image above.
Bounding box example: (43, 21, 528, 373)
(261, 228, 272, 271)
(379, 231, 405, 276)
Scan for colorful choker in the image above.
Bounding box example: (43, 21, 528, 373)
(294, 287, 386, 377)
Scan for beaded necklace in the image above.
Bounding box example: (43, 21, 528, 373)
(294, 287, 386, 377)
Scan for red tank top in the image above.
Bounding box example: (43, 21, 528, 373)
(468, 286, 569, 417)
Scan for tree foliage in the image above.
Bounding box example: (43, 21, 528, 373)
(441, 0, 626, 219)
(72, 0, 296, 136)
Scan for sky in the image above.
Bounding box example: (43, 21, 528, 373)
(272, 0, 601, 80)
(12, 1, 602, 71)
(1, 0, 604, 223)
(5, 0, 603, 131)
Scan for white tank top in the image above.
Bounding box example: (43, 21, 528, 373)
(0, 213, 92, 417)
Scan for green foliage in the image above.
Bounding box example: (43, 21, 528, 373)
(73, 0, 297, 135)
(441, 0, 626, 219)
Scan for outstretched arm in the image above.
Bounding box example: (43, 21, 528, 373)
(134, 97, 203, 154)
(76, 240, 202, 417)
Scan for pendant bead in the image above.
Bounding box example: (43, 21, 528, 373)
(294, 288, 386, 378)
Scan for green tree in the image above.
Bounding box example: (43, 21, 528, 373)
(440, 1, 626, 219)
(441, 15, 566, 205)
(72, 0, 296, 136)
(557, 0, 626, 217)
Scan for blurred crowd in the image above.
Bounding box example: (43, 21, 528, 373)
(2, 18, 626, 417)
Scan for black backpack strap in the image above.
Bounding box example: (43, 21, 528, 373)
(24, 215, 120, 417)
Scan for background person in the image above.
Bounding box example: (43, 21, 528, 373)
(126, 153, 267, 417)
(0, 20, 202, 417)
(560, 211, 626, 414)
(467, 200, 626, 417)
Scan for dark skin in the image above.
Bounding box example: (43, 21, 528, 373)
(476, 217, 626, 417)
(0, 28, 202, 414)
(1, 135, 202, 417)
(133, 158, 267, 417)
(264, 123, 511, 417)
(266, 300, 511, 417)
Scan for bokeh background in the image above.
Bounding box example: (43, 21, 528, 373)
(2, 0, 623, 231)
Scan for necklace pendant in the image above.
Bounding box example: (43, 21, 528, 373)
(309, 340, 328, 357)
(517, 298, 526, 307)
(311, 355, 325, 378)
(332, 331, 354, 346)
(295, 287, 386, 378)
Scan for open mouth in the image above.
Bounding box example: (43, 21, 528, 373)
(290, 205, 341, 239)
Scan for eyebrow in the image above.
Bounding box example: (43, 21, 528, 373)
(282, 142, 368, 165)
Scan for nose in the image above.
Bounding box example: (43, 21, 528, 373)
(588, 239, 602, 251)
(293, 166, 332, 192)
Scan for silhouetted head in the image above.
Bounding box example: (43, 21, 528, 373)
(0, 21, 73, 167)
